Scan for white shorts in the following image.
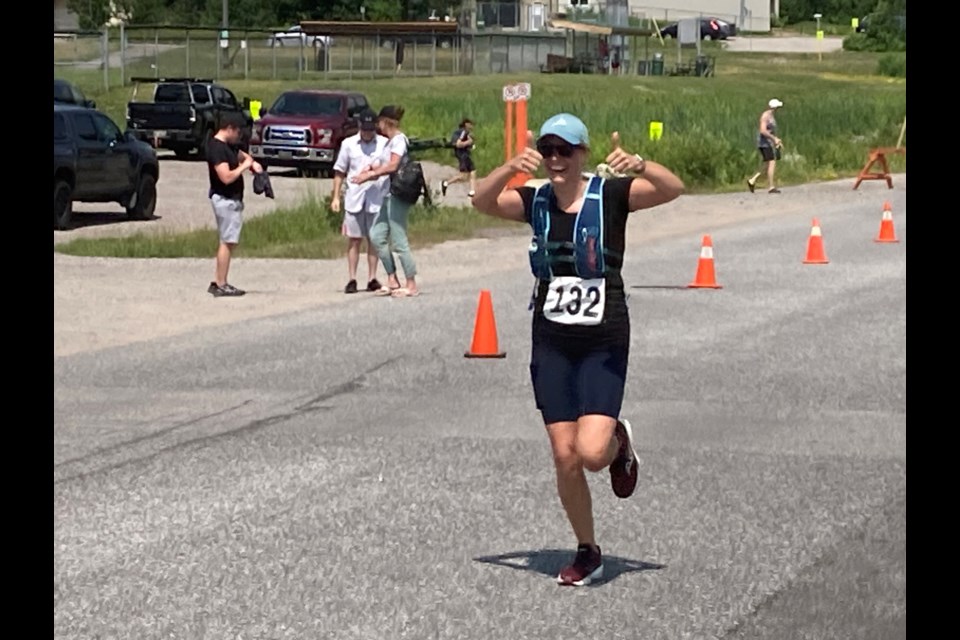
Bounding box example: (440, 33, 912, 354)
(342, 209, 378, 239)
(211, 194, 244, 244)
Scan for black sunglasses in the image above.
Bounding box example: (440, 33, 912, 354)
(536, 140, 580, 158)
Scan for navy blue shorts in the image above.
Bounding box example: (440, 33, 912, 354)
(529, 334, 629, 424)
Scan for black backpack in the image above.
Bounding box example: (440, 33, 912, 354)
(389, 136, 426, 205)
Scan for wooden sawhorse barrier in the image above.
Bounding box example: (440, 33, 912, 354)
(853, 147, 905, 190)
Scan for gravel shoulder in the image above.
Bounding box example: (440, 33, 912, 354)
(54, 156, 475, 244)
(53, 173, 905, 358)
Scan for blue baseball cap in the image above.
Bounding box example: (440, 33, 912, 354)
(538, 113, 589, 147)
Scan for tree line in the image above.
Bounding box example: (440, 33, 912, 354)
(68, 0, 461, 30)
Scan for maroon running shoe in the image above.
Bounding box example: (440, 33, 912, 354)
(557, 544, 604, 586)
(610, 418, 639, 499)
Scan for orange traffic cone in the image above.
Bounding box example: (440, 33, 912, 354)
(875, 202, 899, 243)
(803, 218, 829, 264)
(688, 235, 723, 289)
(464, 290, 507, 358)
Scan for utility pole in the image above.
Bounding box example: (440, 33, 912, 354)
(222, 0, 228, 29)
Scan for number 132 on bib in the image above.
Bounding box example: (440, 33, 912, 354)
(543, 276, 605, 325)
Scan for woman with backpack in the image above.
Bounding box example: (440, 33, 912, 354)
(352, 105, 420, 298)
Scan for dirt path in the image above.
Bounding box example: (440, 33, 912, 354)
(53, 174, 905, 358)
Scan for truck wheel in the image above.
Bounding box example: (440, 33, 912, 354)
(126, 174, 157, 220)
(54, 179, 73, 230)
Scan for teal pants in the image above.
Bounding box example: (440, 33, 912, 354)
(370, 195, 417, 279)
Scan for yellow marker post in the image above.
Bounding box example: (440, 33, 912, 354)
(249, 100, 262, 121)
(816, 30, 824, 62)
(649, 121, 663, 141)
(851, 18, 859, 29)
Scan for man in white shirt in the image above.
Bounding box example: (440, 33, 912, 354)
(331, 108, 389, 293)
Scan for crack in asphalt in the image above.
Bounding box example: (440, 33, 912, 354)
(54, 400, 255, 468)
(54, 357, 402, 486)
(718, 486, 907, 639)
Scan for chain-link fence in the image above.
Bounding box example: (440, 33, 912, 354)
(53, 7, 747, 92)
(54, 26, 586, 89)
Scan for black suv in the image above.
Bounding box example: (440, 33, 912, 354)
(54, 78, 96, 109)
(54, 104, 160, 230)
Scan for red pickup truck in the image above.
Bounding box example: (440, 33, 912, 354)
(249, 90, 372, 177)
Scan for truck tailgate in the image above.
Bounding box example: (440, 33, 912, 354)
(127, 102, 194, 130)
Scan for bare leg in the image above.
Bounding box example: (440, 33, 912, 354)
(767, 159, 777, 190)
(346, 238, 361, 281)
(546, 416, 618, 546)
(546, 422, 596, 546)
(365, 240, 379, 283)
(215, 242, 235, 286)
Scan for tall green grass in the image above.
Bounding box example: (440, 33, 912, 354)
(55, 199, 514, 259)
(59, 48, 905, 193)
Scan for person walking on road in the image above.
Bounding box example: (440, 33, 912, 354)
(747, 98, 784, 194)
(206, 111, 263, 297)
(471, 113, 685, 586)
(352, 105, 420, 298)
(441, 118, 477, 198)
(331, 108, 388, 294)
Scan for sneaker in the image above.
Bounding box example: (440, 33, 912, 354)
(747, 179, 756, 193)
(367, 278, 382, 292)
(345, 279, 358, 294)
(557, 544, 604, 586)
(207, 282, 222, 296)
(219, 283, 246, 296)
(768, 188, 781, 194)
(467, 190, 476, 198)
(609, 418, 639, 499)
(440, 181, 449, 196)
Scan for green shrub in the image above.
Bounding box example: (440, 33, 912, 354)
(876, 53, 906, 77)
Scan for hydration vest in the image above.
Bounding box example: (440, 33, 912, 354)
(528, 175, 623, 280)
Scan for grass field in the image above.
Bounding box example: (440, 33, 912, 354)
(55, 199, 514, 259)
(54, 42, 905, 258)
(58, 46, 905, 192)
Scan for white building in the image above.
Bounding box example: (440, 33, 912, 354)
(507, 1, 778, 33)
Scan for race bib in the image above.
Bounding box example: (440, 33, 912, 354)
(542, 277, 605, 325)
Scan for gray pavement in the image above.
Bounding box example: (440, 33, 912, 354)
(723, 36, 845, 53)
(54, 191, 906, 639)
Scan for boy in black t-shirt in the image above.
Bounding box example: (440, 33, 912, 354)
(206, 112, 262, 297)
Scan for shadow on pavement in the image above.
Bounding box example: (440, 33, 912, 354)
(474, 549, 665, 586)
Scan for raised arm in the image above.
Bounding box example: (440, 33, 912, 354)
(603, 131, 684, 212)
(471, 130, 541, 223)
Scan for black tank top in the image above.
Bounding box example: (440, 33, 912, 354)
(518, 177, 633, 345)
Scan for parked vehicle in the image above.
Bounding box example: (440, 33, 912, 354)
(267, 25, 330, 48)
(660, 17, 736, 41)
(249, 90, 372, 177)
(855, 14, 906, 34)
(54, 78, 96, 109)
(54, 104, 160, 230)
(125, 77, 253, 159)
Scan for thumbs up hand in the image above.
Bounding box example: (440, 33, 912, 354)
(603, 131, 645, 176)
(508, 130, 542, 176)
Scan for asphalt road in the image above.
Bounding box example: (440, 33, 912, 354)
(54, 192, 906, 639)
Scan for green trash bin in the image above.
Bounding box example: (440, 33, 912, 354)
(695, 54, 709, 77)
(651, 53, 664, 76)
